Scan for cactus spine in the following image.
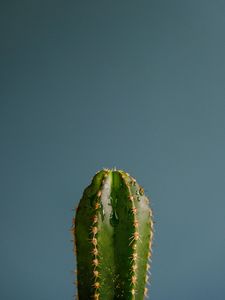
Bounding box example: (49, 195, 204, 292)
(72, 168, 153, 300)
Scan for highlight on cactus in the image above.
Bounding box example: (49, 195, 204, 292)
(71, 168, 154, 299)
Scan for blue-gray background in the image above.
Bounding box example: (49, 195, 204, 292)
(1, 1, 225, 299)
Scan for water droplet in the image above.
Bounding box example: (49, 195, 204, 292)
(100, 207, 105, 221)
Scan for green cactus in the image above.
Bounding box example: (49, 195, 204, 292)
(71, 168, 153, 300)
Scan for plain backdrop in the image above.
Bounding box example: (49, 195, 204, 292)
(1, 1, 225, 299)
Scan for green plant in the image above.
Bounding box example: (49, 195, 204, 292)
(72, 168, 154, 299)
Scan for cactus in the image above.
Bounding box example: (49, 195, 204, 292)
(72, 168, 154, 300)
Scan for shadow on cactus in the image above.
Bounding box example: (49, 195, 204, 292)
(71, 168, 154, 299)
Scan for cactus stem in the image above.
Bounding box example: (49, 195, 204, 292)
(74, 169, 154, 299)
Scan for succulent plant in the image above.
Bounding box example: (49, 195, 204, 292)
(71, 168, 154, 299)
